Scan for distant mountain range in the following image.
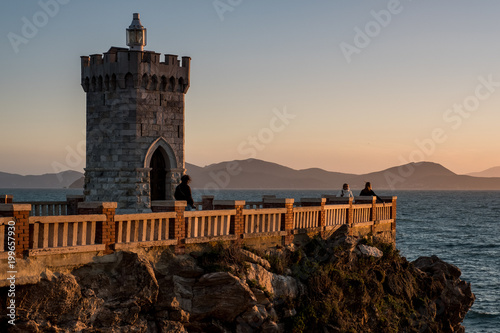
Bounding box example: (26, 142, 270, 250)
(186, 159, 500, 191)
(2, 160, 500, 190)
(0, 170, 83, 189)
(467, 166, 500, 178)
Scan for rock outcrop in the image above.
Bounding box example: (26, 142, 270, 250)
(0, 231, 474, 332)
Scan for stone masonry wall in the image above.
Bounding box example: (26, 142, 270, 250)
(82, 50, 190, 212)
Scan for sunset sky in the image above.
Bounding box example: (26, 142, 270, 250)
(1, 0, 500, 176)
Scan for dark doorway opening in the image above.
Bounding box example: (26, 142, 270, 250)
(150, 149, 166, 201)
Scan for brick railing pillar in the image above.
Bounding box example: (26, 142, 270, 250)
(78, 202, 117, 254)
(202, 196, 214, 210)
(347, 197, 354, 226)
(0, 204, 32, 258)
(0, 195, 13, 204)
(66, 195, 85, 215)
(371, 196, 377, 222)
(172, 201, 187, 254)
(282, 199, 295, 246)
(233, 201, 245, 242)
(213, 200, 246, 242)
(319, 198, 326, 229)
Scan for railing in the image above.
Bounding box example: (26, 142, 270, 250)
(293, 206, 321, 229)
(376, 204, 392, 220)
(352, 204, 372, 223)
(3, 196, 396, 258)
(243, 208, 285, 234)
(115, 212, 176, 244)
(29, 214, 106, 249)
(20, 201, 68, 216)
(324, 205, 349, 226)
(185, 210, 235, 239)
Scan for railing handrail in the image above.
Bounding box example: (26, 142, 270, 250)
(16, 201, 68, 205)
(324, 204, 350, 209)
(293, 206, 322, 213)
(185, 209, 236, 217)
(115, 212, 176, 221)
(0, 217, 14, 225)
(243, 208, 287, 214)
(28, 214, 106, 224)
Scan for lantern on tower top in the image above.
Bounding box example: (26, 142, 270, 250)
(126, 13, 146, 51)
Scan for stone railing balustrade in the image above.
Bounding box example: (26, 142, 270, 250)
(114, 212, 177, 250)
(29, 215, 106, 250)
(243, 208, 285, 234)
(0, 195, 396, 258)
(293, 206, 321, 229)
(324, 205, 349, 226)
(185, 210, 235, 240)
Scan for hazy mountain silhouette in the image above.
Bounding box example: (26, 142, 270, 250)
(5, 159, 500, 190)
(0, 170, 83, 189)
(187, 159, 500, 190)
(467, 166, 500, 178)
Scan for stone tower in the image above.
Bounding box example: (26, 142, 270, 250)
(80, 13, 190, 212)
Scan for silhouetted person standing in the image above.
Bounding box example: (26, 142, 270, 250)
(359, 182, 384, 203)
(174, 175, 195, 210)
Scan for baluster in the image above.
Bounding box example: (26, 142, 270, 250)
(32, 223, 39, 249)
(81, 221, 87, 245)
(71, 222, 78, 246)
(53, 223, 59, 247)
(157, 218, 163, 240)
(91, 221, 96, 245)
(133, 220, 139, 242)
(117, 221, 123, 243)
(126, 220, 131, 243)
(200, 216, 206, 237)
(62, 222, 68, 246)
(42, 223, 49, 248)
(249, 215, 254, 233)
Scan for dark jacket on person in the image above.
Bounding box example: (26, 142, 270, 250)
(359, 189, 384, 203)
(174, 182, 194, 207)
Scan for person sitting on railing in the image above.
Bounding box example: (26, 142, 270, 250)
(359, 182, 385, 204)
(337, 183, 354, 198)
(174, 175, 196, 211)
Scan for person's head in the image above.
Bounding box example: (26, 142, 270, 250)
(364, 182, 371, 191)
(181, 175, 191, 184)
(343, 183, 349, 190)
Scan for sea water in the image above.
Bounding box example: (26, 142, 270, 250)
(3, 188, 499, 332)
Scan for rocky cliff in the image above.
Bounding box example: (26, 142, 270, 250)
(1, 228, 474, 332)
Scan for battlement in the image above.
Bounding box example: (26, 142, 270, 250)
(81, 48, 190, 93)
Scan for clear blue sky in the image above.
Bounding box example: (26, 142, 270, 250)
(1, 0, 500, 175)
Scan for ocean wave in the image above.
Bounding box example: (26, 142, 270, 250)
(466, 309, 500, 319)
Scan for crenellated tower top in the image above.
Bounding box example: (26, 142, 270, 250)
(80, 13, 190, 94)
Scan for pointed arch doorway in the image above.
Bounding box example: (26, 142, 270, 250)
(150, 149, 167, 201)
(144, 138, 180, 204)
